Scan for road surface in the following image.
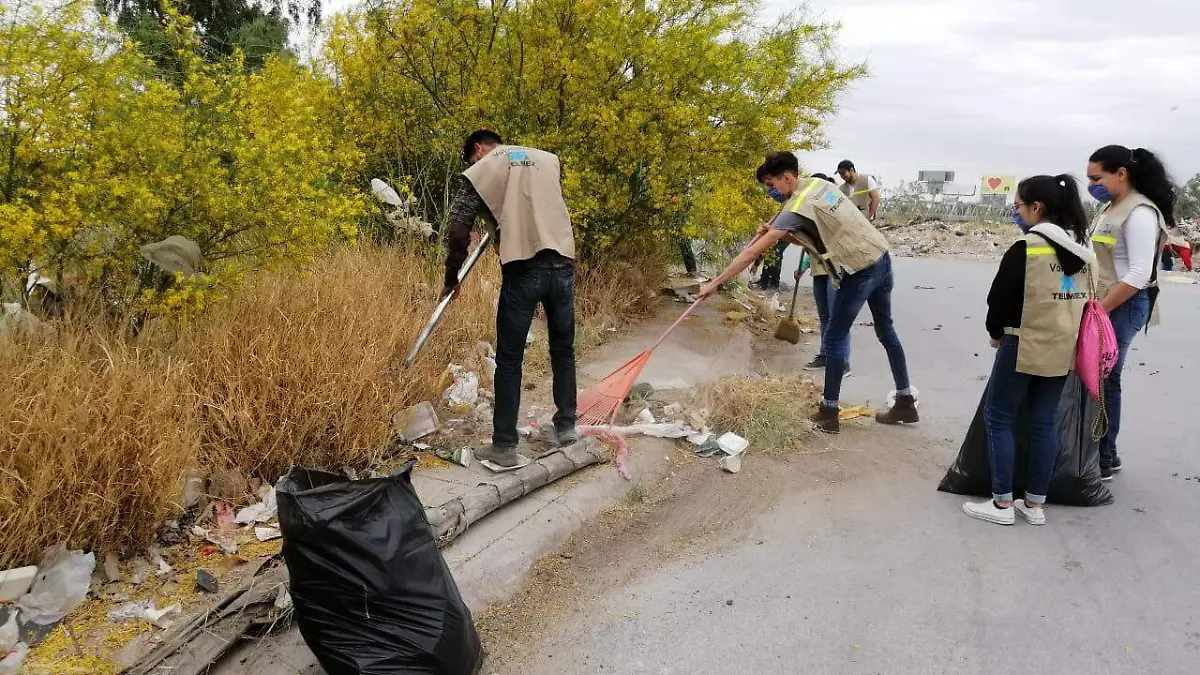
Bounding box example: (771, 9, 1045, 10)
(501, 256, 1200, 675)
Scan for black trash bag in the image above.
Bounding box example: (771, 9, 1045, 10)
(938, 374, 1113, 506)
(277, 463, 483, 675)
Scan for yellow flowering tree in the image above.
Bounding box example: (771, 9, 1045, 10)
(323, 0, 863, 258)
(0, 3, 365, 309)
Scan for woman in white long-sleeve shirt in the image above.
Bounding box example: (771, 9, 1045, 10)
(1085, 145, 1177, 481)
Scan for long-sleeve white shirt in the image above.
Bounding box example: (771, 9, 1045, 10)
(1113, 205, 1159, 289)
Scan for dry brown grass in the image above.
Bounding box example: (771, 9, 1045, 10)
(0, 243, 663, 568)
(697, 375, 822, 454)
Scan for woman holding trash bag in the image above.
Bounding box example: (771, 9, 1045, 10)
(963, 175, 1095, 526)
(1086, 146, 1176, 481)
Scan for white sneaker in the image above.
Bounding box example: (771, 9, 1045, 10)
(963, 499, 1015, 525)
(1014, 500, 1046, 526)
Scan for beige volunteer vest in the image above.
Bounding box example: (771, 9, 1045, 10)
(1004, 234, 1089, 377)
(464, 145, 575, 265)
(839, 174, 873, 212)
(786, 177, 890, 276)
(1088, 191, 1167, 299)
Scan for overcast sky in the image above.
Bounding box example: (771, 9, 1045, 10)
(315, 0, 1200, 192)
(768, 0, 1200, 192)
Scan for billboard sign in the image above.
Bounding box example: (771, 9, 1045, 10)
(981, 175, 1016, 195)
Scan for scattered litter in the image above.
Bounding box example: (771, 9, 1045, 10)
(696, 436, 724, 458)
(581, 427, 631, 480)
(1149, 370, 1160, 376)
(636, 408, 656, 424)
(181, 474, 206, 509)
(627, 383, 655, 401)
(235, 487, 278, 525)
(914, 285, 936, 290)
(719, 454, 743, 474)
(255, 526, 282, 542)
(147, 546, 172, 576)
(443, 364, 480, 411)
(767, 293, 786, 313)
(686, 432, 712, 446)
(0, 566, 38, 603)
(394, 401, 440, 442)
(435, 447, 473, 468)
(214, 500, 236, 529)
(590, 422, 694, 439)
(838, 404, 874, 421)
(0, 642, 28, 674)
(108, 600, 181, 629)
(190, 525, 209, 538)
(16, 545, 94, 625)
(472, 402, 492, 422)
(1133, 506, 1147, 513)
(933, 324, 943, 331)
(0, 610, 18, 652)
(195, 569, 219, 594)
(716, 432, 749, 457)
(662, 403, 684, 418)
(479, 455, 532, 473)
(274, 584, 293, 611)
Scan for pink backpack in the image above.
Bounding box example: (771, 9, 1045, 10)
(1076, 298, 1118, 400)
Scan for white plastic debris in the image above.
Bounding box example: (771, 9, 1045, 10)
(108, 600, 181, 629)
(147, 547, 172, 577)
(0, 610, 18, 652)
(394, 401, 439, 442)
(768, 292, 786, 313)
(274, 584, 293, 610)
(636, 408, 656, 424)
(719, 454, 743, 474)
(472, 403, 493, 423)
(716, 432, 749, 457)
(190, 525, 209, 538)
(586, 423, 696, 439)
(0, 566, 38, 603)
(16, 546, 94, 626)
(686, 432, 712, 446)
(254, 526, 282, 542)
(235, 487, 278, 525)
(0, 642, 28, 674)
(443, 364, 480, 409)
(370, 178, 405, 207)
(662, 403, 684, 418)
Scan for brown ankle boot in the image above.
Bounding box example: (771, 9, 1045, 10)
(811, 404, 840, 434)
(876, 394, 919, 425)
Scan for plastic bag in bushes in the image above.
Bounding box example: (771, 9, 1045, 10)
(277, 463, 483, 675)
(938, 374, 1113, 506)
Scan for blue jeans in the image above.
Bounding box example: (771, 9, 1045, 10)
(1100, 290, 1151, 467)
(812, 275, 847, 363)
(983, 336, 1066, 503)
(494, 253, 577, 448)
(823, 253, 910, 403)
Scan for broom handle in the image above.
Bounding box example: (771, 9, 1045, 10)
(650, 232, 765, 350)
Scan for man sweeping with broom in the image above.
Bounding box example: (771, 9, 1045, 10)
(443, 130, 578, 467)
(699, 151, 920, 434)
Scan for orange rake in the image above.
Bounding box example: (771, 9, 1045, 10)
(576, 298, 705, 426)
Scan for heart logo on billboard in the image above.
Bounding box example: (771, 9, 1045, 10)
(987, 177, 1002, 190)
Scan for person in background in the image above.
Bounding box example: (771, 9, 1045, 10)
(797, 173, 849, 375)
(752, 164, 789, 290)
(1086, 145, 1176, 481)
(701, 152, 914, 434)
(444, 130, 578, 467)
(837, 160, 881, 221)
(963, 175, 1094, 526)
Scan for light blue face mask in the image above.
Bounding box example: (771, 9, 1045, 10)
(1088, 183, 1113, 203)
(766, 188, 786, 203)
(1013, 210, 1032, 233)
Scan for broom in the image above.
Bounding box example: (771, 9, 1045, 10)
(774, 275, 803, 344)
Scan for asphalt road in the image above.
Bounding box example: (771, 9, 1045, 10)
(511, 256, 1200, 675)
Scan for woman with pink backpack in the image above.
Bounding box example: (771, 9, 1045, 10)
(963, 175, 1095, 527)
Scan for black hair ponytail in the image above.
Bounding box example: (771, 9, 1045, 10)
(1017, 174, 1089, 244)
(1089, 145, 1177, 228)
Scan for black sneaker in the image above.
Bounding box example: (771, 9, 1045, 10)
(805, 355, 827, 369)
(1100, 465, 1114, 482)
(1111, 456, 1123, 473)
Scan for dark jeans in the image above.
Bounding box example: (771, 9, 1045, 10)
(812, 274, 846, 363)
(983, 336, 1066, 502)
(758, 241, 788, 288)
(823, 253, 910, 403)
(494, 253, 577, 449)
(1100, 289, 1151, 467)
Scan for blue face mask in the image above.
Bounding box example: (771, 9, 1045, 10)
(1088, 183, 1113, 203)
(1013, 210, 1031, 233)
(766, 188, 786, 203)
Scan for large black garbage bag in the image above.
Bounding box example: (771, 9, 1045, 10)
(938, 374, 1113, 506)
(277, 463, 483, 675)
